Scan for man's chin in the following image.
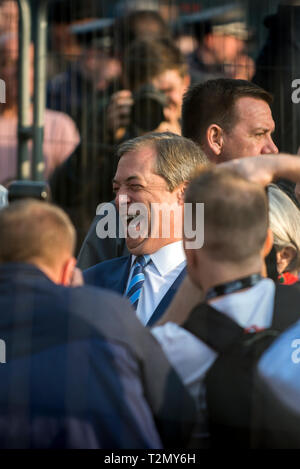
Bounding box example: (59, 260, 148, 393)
(126, 236, 147, 256)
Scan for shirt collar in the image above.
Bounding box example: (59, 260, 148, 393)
(131, 241, 186, 277)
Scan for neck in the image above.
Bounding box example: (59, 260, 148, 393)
(195, 256, 263, 295)
(29, 258, 62, 284)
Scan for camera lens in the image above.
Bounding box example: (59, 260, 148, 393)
(131, 84, 167, 132)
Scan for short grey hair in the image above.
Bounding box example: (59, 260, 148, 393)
(268, 184, 300, 272)
(117, 132, 209, 191)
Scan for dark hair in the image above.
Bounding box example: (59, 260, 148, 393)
(123, 37, 187, 90)
(185, 166, 269, 262)
(182, 78, 273, 146)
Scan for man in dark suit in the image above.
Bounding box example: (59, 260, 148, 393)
(84, 132, 208, 326)
(0, 199, 195, 448)
(77, 78, 284, 270)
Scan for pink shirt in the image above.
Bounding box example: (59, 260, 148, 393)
(0, 109, 80, 185)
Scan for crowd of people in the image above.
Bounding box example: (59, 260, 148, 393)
(0, 0, 300, 450)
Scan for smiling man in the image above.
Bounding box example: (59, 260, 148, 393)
(77, 78, 282, 270)
(83, 132, 208, 326)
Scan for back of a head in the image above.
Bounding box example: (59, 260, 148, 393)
(185, 167, 269, 262)
(181, 78, 273, 146)
(123, 37, 187, 90)
(268, 184, 300, 273)
(0, 200, 76, 268)
(117, 131, 208, 191)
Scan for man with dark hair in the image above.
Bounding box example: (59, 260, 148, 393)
(0, 199, 195, 448)
(181, 78, 278, 163)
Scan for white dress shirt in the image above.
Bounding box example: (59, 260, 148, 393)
(126, 241, 186, 325)
(152, 278, 275, 403)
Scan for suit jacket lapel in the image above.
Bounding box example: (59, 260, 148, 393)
(111, 256, 132, 295)
(146, 267, 187, 327)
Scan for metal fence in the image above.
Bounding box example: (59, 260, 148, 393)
(0, 0, 298, 251)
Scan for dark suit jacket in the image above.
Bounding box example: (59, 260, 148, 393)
(84, 255, 187, 327)
(77, 212, 128, 270)
(0, 263, 195, 448)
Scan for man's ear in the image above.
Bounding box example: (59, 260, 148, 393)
(176, 182, 188, 205)
(60, 257, 77, 286)
(262, 228, 274, 259)
(206, 124, 224, 156)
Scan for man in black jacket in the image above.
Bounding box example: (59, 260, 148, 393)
(0, 199, 195, 448)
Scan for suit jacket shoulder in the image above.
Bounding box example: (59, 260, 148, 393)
(83, 255, 131, 294)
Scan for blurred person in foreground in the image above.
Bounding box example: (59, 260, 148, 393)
(152, 163, 300, 447)
(159, 153, 300, 328)
(0, 199, 195, 448)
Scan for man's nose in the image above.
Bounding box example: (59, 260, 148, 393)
(261, 137, 279, 155)
(115, 189, 130, 211)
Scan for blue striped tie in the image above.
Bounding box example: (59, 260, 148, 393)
(125, 255, 150, 310)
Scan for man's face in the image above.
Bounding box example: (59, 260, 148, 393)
(113, 145, 183, 255)
(151, 69, 190, 123)
(206, 33, 245, 64)
(220, 97, 278, 162)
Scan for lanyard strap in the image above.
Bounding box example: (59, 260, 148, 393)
(205, 273, 263, 301)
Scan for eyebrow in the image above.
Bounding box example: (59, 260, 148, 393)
(254, 127, 275, 134)
(112, 176, 143, 185)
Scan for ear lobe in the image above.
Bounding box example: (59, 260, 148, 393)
(60, 257, 77, 286)
(206, 124, 224, 156)
(177, 182, 188, 205)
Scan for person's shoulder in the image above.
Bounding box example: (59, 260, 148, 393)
(44, 108, 78, 129)
(84, 255, 130, 276)
(57, 283, 132, 321)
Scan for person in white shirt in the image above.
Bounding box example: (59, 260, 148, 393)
(152, 165, 275, 396)
(84, 132, 208, 326)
